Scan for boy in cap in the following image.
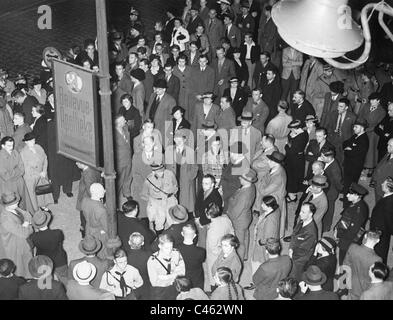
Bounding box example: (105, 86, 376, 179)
(334, 182, 369, 265)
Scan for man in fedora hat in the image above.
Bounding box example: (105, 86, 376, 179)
(0, 191, 33, 279)
(334, 182, 369, 265)
(230, 109, 262, 161)
(256, 151, 287, 237)
(244, 87, 269, 134)
(325, 98, 357, 166)
(145, 78, 176, 139)
(18, 255, 68, 300)
(165, 130, 198, 215)
(141, 163, 178, 233)
(81, 183, 109, 259)
(320, 80, 345, 127)
(68, 236, 111, 289)
(192, 91, 220, 136)
(297, 265, 338, 300)
(221, 141, 250, 212)
(67, 261, 115, 300)
(343, 118, 369, 201)
(226, 168, 257, 260)
(294, 175, 328, 239)
(28, 209, 68, 284)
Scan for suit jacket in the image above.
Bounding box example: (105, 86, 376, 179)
(299, 59, 324, 100)
(281, 47, 303, 80)
(165, 74, 180, 103)
(371, 194, 393, 237)
(261, 77, 282, 122)
(310, 192, 328, 238)
(216, 106, 236, 131)
(76, 167, 102, 211)
(326, 110, 357, 144)
(18, 279, 68, 300)
(320, 93, 344, 127)
(244, 98, 269, 134)
(223, 87, 247, 120)
(324, 159, 343, 195)
(117, 214, 155, 251)
(343, 244, 382, 300)
(225, 24, 242, 48)
(232, 58, 249, 85)
(290, 100, 316, 125)
(253, 255, 292, 300)
(187, 15, 204, 35)
(204, 17, 225, 49)
(195, 188, 223, 226)
(226, 184, 256, 227)
(13, 123, 32, 152)
(237, 13, 255, 37)
(240, 43, 260, 64)
(145, 93, 176, 138)
(142, 70, 155, 105)
(253, 61, 277, 89)
(114, 127, 132, 168)
(343, 133, 369, 176)
(192, 102, 220, 132)
(178, 243, 206, 290)
(213, 58, 236, 97)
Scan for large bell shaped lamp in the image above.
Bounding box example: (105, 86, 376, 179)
(272, 0, 393, 69)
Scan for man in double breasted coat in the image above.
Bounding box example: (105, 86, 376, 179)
(204, 8, 225, 62)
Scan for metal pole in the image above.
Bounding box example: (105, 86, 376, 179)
(95, 0, 121, 255)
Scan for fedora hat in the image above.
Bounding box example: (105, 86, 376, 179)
(238, 110, 253, 122)
(168, 205, 189, 223)
(1, 192, 20, 206)
(309, 175, 329, 188)
(73, 261, 97, 284)
(150, 163, 165, 171)
(32, 210, 52, 229)
(305, 115, 318, 123)
(202, 120, 217, 130)
(240, 169, 257, 183)
(318, 237, 337, 255)
(302, 265, 327, 286)
(348, 182, 368, 196)
(354, 119, 368, 129)
(28, 255, 53, 279)
(288, 119, 302, 129)
(78, 236, 102, 255)
(154, 78, 167, 89)
(267, 151, 285, 164)
(23, 132, 36, 142)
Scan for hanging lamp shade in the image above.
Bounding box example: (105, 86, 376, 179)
(271, 0, 364, 58)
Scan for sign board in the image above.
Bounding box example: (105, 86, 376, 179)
(52, 59, 100, 168)
(42, 47, 62, 67)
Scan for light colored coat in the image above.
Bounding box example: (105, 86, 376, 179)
(299, 58, 324, 102)
(281, 47, 303, 80)
(266, 113, 293, 154)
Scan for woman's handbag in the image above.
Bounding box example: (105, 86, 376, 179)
(35, 177, 53, 196)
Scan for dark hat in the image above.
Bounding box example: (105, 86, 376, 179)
(318, 237, 337, 255)
(130, 68, 146, 81)
(240, 169, 258, 183)
(267, 151, 285, 164)
(241, 1, 250, 8)
(32, 209, 52, 229)
(238, 110, 253, 121)
(305, 115, 318, 123)
(0, 259, 16, 276)
(201, 92, 215, 100)
(230, 141, 248, 154)
(354, 118, 368, 129)
(32, 77, 42, 86)
(288, 119, 302, 129)
(309, 175, 329, 188)
(78, 236, 102, 255)
(190, 4, 199, 11)
(348, 182, 368, 196)
(112, 31, 123, 41)
(23, 132, 36, 142)
(329, 81, 344, 94)
(171, 105, 186, 115)
(168, 205, 189, 223)
(302, 265, 327, 286)
(1, 192, 20, 206)
(202, 120, 217, 130)
(229, 76, 239, 83)
(28, 255, 53, 278)
(369, 92, 381, 101)
(151, 163, 165, 171)
(320, 146, 335, 157)
(154, 78, 168, 89)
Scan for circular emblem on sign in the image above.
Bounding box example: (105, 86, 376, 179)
(42, 47, 62, 67)
(65, 71, 83, 93)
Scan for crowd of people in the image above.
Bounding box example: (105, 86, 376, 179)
(1, 0, 393, 300)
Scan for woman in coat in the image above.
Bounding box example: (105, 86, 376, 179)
(304, 237, 337, 292)
(20, 133, 53, 213)
(0, 192, 33, 279)
(232, 49, 249, 88)
(166, 106, 191, 146)
(285, 120, 309, 202)
(251, 196, 281, 273)
(31, 104, 48, 155)
(358, 92, 386, 176)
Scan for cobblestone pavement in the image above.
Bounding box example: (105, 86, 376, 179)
(1, 0, 392, 297)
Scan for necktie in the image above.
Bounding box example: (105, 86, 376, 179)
(115, 271, 128, 297)
(225, 27, 229, 38)
(172, 28, 177, 38)
(335, 114, 343, 135)
(208, 19, 213, 31)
